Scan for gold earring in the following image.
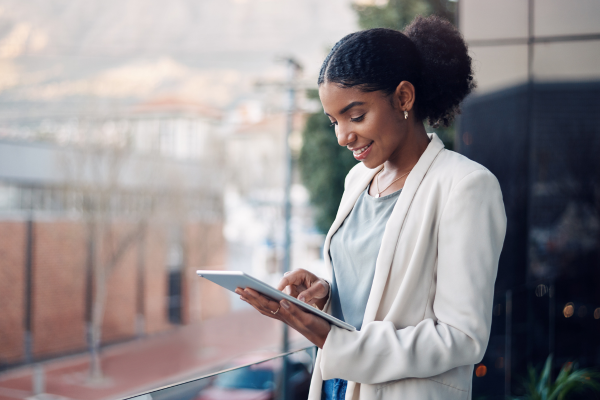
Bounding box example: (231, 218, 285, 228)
(404, 111, 408, 120)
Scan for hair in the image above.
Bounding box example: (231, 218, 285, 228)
(318, 15, 475, 127)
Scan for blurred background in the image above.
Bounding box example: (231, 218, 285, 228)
(0, 1, 598, 400)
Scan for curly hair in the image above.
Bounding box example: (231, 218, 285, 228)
(318, 15, 475, 127)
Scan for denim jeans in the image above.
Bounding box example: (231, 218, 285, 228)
(321, 378, 348, 400)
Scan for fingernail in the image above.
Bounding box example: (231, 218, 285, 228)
(298, 296, 305, 302)
(284, 271, 291, 275)
(281, 300, 290, 309)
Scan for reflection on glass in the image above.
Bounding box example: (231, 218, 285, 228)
(0, 2, 353, 398)
(475, 364, 487, 377)
(123, 347, 315, 400)
(495, 357, 504, 369)
(214, 367, 274, 390)
(535, 284, 547, 297)
(563, 303, 575, 318)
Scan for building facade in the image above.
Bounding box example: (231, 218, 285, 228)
(0, 99, 229, 369)
(458, 0, 600, 397)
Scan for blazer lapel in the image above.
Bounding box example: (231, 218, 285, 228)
(361, 133, 445, 326)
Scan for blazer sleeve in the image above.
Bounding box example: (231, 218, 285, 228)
(319, 169, 507, 384)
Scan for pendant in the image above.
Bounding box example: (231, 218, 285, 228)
(375, 193, 380, 198)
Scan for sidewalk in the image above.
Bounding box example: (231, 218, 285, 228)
(0, 310, 311, 400)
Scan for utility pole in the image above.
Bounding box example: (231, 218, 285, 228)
(280, 56, 301, 400)
(24, 214, 34, 364)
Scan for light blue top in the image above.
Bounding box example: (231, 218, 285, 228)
(329, 185, 401, 330)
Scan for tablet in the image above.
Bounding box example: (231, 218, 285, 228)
(196, 270, 356, 331)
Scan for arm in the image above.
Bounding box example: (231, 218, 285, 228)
(319, 169, 507, 383)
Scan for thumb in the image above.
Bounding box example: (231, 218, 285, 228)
(298, 280, 328, 305)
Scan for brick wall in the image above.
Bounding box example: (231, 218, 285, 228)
(184, 221, 229, 324)
(32, 221, 87, 358)
(0, 217, 228, 367)
(102, 224, 138, 343)
(143, 226, 171, 335)
(0, 221, 26, 364)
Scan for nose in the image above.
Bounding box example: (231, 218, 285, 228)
(336, 124, 356, 147)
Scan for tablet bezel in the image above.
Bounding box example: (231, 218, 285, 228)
(196, 270, 356, 332)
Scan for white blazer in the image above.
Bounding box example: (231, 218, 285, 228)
(308, 133, 507, 400)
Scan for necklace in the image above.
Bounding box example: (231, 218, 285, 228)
(374, 168, 411, 198)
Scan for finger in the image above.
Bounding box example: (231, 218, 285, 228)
(236, 288, 257, 306)
(276, 299, 319, 331)
(277, 300, 331, 348)
(298, 280, 328, 304)
(239, 289, 268, 309)
(244, 288, 280, 313)
(276, 277, 292, 292)
(240, 293, 262, 309)
(275, 299, 299, 325)
(241, 293, 283, 321)
(276, 270, 305, 291)
(254, 305, 284, 321)
(288, 286, 300, 298)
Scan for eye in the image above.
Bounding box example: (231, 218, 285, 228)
(350, 114, 365, 123)
(329, 121, 338, 127)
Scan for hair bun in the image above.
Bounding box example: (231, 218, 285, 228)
(404, 15, 475, 127)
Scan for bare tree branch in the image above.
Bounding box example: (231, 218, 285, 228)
(106, 221, 147, 276)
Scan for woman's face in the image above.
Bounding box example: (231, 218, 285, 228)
(319, 82, 406, 169)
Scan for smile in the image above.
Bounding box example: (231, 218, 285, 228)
(352, 141, 373, 160)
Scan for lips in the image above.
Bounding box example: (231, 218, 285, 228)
(352, 141, 373, 160)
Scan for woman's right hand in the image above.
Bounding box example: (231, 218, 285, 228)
(277, 269, 330, 310)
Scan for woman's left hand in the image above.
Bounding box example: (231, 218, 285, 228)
(234, 287, 331, 349)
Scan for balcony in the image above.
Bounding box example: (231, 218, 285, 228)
(125, 346, 316, 400)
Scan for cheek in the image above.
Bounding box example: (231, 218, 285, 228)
(362, 116, 385, 139)
(372, 125, 404, 161)
(369, 119, 397, 147)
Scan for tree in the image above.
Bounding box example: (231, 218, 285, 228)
(353, 0, 456, 31)
(59, 120, 160, 382)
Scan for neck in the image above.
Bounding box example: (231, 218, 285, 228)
(383, 121, 429, 174)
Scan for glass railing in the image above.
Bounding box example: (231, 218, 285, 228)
(123, 346, 317, 400)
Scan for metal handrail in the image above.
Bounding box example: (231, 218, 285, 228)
(120, 345, 317, 400)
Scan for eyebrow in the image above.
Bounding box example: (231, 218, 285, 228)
(325, 101, 366, 116)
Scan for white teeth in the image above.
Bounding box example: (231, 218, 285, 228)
(353, 143, 371, 155)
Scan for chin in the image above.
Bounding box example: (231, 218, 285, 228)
(362, 161, 381, 169)
(361, 159, 382, 169)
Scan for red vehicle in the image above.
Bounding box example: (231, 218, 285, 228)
(195, 352, 311, 400)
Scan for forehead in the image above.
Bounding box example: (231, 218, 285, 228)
(318, 83, 384, 114)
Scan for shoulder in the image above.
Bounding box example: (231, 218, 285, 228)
(431, 150, 505, 226)
(429, 148, 500, 191)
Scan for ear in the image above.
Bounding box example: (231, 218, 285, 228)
(393, 81, 416, 112)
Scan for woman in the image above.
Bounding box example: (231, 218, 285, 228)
(236, 15, 506, 399)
